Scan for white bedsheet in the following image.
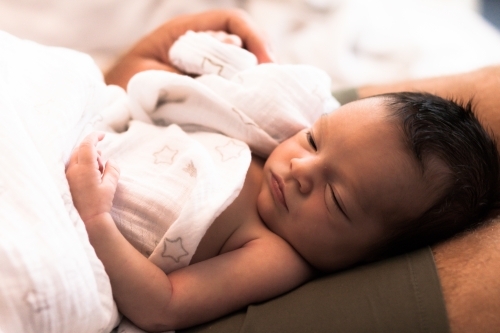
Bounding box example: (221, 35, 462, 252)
(0, 31, 119, 333)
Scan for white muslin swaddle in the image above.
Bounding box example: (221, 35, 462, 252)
(128, 30, 339, 157)
(97, 31, 339, 333)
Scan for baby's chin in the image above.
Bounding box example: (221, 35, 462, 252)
(255, 188, 282, 235)
(255, 192, 271, 229)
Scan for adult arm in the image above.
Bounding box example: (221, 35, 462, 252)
(104, 9, 274, 89)
(359, 65, 500, 333)
(358, 66, 500, 141)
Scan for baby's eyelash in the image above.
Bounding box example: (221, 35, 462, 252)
(306, 131, 317, 151)
(329, 185, 346, 217)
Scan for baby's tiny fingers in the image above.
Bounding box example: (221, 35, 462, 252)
(78, 132, 105, 165)
(67, 149, 79, 168)
(97, 155, 104, 174)
(102, 159, 120, 189)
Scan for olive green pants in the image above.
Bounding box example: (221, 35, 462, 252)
(181, 247, 448, 333)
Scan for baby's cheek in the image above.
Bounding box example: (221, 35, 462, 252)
(256, 187, 274, 226)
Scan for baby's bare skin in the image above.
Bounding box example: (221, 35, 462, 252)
(67, 135, 310, 331)
(67, 96, 440, 331)
(80, 6, 500, 332)
(191, 157, 267, 264)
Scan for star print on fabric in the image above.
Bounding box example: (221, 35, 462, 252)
(201, 57, 224, 75)
(231, 107, 259, 127)
(154, 145, 178, 164)
(216, 140, 247, 162)
(161, 237, 189, 263)
(24, 290, 50, 313)
(156, 88, 186, 107)
(183, 160, 197, 178)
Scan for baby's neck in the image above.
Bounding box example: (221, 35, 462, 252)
(190, 156, 268, 264)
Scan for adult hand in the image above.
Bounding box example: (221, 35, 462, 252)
(105, 9, 274, 89)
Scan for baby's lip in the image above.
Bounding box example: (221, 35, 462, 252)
(271, 172, 288, 211)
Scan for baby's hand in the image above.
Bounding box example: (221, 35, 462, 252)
(66, 132, 120, 223)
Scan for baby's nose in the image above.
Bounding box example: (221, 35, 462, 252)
(290, 158, 313, 194)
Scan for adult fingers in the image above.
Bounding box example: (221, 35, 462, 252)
(188, 10, 274, 63)
(104, 56, 181, 88)
(153, 9, 274, 64)
(108, 9, 274, 88)
(222, 10, 275, 63)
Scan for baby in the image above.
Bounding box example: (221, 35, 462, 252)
(66, 89, 500, 332)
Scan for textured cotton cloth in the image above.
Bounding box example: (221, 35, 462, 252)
(128, 30, 340, 157)
(96, 31, 339, 276)
(99, 121, 251, 274)
(96, 31, 339, 333)
(0, 30, 119, 333)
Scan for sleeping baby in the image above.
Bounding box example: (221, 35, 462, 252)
(65, 32, 500, 332)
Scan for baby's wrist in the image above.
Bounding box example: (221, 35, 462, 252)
(83, 211, 111, 223)
(82, 212, 130, 267)
(83, 212, 117, 241)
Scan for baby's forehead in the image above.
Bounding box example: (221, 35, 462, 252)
(319, 96, 402, 136)
(323, 99, 433, 217)
(328, 96, 394, 119)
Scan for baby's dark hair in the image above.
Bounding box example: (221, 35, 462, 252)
(375, 92, 500, 257)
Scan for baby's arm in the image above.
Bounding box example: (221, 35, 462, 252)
(66, 133, 177, 328)
(66, 132, 119, 223)
(66, 133, 312, 332)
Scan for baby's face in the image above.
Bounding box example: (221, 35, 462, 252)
(257, 97, 436, 271)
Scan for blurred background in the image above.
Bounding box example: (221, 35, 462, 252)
(1, 0, 499, 90)
(483, 0, 500, 29)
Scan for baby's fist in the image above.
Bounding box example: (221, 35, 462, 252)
(66, 133, 120, 223)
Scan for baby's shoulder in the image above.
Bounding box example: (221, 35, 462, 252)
(195, 156, 299, 264)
